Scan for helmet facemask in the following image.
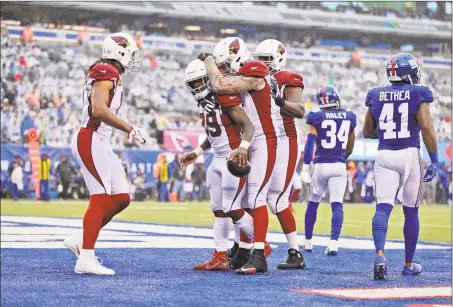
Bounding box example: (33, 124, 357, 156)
(253, 53, 278, 74)
(185, 75, 211, 100)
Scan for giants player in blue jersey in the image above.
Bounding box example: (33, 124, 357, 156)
(363, 53, 438, 280)
(302, 85, 356, 256)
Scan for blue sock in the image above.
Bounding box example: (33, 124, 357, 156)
(304, 201, 319, 240)
(403, 206, 419, 263)
(330, 202, 344, 240)
(372, 203, 393, 252)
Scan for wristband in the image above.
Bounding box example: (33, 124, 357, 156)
(275, 97, 286, 107)
(239, 140, 250, 150)
(194, 146, 204, 157)
(428, 152, 439, 164)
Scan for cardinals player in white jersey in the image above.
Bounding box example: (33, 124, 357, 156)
(253, 39, 306, 269)
(198, 37, 277, 274)
(63, 33, 149, 275)
(180, 59, 256, 271)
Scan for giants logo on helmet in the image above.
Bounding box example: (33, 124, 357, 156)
(277, 43, 286, 55)
(111, 36, 130, 48)
(229, 39, 240, 55)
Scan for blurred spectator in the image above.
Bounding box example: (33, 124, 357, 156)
(20, 113, 35, 141)
(171, 154, 186, 202)
(117, 152, 130, 180)
(26, 89, 40, 110)
(191, 163, 206, 201)
(39, 154, 52, 201)
(132, 168, 146, 201)
(353, 162, 365, 203)
(363, 161, 374, 203)
(8, 156, 22, 176)
(10, 162, 23, 201)
(1, 127, 10, 143)
(55, 155, 75, 199)
(156, 155, 170, 202)
(20, 26, 34, 44)
(74, 169, 88, 199)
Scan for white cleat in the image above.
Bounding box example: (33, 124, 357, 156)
(63, 234, 82, 258)
(325, 240, 338, 256)
(303, 239, 313, 252)
(74, 254, 115, 275)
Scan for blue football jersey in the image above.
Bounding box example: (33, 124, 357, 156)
(306, 109, 357, 163)
(365, 83, 433, 150)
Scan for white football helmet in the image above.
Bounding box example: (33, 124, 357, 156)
(213, 37, 250, 75)
(184, 59, 211, 100)
(253, 39, 287, 74)
(101, 33, 141, 72)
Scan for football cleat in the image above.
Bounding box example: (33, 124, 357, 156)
(264, 241, 272, 259)
(277, 248, 306, 270)
(303, 239, 313, 252)
(228, 247, 251, 270)
(74, 255, 115, 275)
(374, 255, 388, 280)
(325, 240, 338, 256)
(236, 249, 268, 275)
(402, 262, 423, 276)
(227, 242, 239, 261)
(193, 251, 229, 271)
(64, 234, 82, 258)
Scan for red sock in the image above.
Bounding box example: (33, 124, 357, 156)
(101, 193, 131, 227)
(82, 194, 111, 249)
(277, 207, 297, 234)
(289, 189, 301, 205)
(251, 206, 269, 243)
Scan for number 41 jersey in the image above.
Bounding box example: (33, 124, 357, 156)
(365, 83, 433, 150)
(306, 109, 357, 163)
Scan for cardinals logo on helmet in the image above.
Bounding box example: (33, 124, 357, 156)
(229, 39, 240, 55)
(277, 43, 286, 55)
(111, 36, 130, 48)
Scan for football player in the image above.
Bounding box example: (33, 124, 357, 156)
(363, 53, 438, 280)
(253, 39, 306, 269)
(198, 37, 276, 274)
(64, 33, 149, 275)
(180, 59, 256, 271)
(301, 85, 357, 256)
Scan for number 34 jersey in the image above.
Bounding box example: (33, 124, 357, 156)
(306, 109, 357, 164)
(365, 83, 433, 151)
(199, 94, 242, 158)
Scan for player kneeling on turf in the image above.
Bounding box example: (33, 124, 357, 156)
(301, 85, 356, 256)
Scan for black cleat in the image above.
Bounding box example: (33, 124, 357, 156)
(277, 248, 306, 270)
(227, 242, 239, 261)
(228, 247, 250, 269)
(236, 249, 267, 274)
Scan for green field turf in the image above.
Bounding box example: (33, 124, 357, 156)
(1, 199, 451, 243)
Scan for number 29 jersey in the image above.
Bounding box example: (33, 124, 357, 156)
(306, 109, 357, 164)
(199, 94, 242, 158)
(365, 84, 433, 151)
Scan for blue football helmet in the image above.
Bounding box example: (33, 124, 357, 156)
(386, 53, 421, 84)
(316, 85, 340, 110)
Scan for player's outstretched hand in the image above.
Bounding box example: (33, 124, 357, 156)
(300, 165, 312, 184)
(423, 163, 439, 182)
(129, 126, 149, 144)
(228, 147, 248, 168)
(197, 52, 213, 62)
(179, 152, 197, 170)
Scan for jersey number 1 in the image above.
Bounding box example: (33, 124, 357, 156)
(379, 103, 410, 140)
(321, 120, 351, 149)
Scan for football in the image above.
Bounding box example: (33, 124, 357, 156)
(227, 157, 251, 178)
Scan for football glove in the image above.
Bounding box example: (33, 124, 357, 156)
(300, 164, 312, 185)
(129, 126, 149, 144)
(197, 52, 213, 62)
(269, 75, 280, 100)
(422, 163, 439, 182)
(197, 93, 217, 114)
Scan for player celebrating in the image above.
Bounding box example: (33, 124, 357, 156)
(180, 59, 256, 271)
(363, 53, 438, 280)
(64, 33, 149, 275)
(198, 37, 276, 274)
(301, 85, 357, 256)
(253, 39, 306, 269)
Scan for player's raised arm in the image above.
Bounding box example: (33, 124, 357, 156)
(276, 86, 305, 119)
(362, 110, 378, 139)
(223, 105, 255, 167)
(416, 102, 439, 182)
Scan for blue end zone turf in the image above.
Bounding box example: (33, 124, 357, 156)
(1, 217, 451, 307)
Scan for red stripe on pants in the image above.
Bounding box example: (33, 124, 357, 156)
(77, 128, 106, 192)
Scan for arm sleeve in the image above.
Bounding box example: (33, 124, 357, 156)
(365, 89, 374, 107)
(217, 94, 242, 108)
(418, 86, 434, 103)
(237, 61, 269, 77)
(306, 112, 316, 126)
(349, 112, 357, 132)
(303, 134, 317, 165)
(89, 64, 120, 82)
(274, 71, 304, 90)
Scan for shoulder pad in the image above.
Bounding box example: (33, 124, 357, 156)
(306, 111, 323, 126)
(415, 85, 434, 103)
(89, 64, 120, 81)
(237, 61, 269, 77)
(273, 70, 304, 89)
